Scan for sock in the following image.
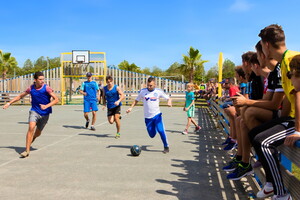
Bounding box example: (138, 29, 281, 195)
(231, 139, 237, 143)
(235, 155, 242, 161)
(266, 182, 273, 187)
(241, 162, 249, 167)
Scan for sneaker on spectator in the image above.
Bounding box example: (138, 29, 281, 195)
(257, 183, 274, 198)
(271, 193, 292, 200)
(222, 137, 232, 145)
(194, 125, 201, 132)
(252, 160, 262, 168)
(90, 126, 95, 131)
(227, 163, 254, 180)
(224, 142, 237, 151)
(182, 130, 188, 135)
(223, 158, 241, 172)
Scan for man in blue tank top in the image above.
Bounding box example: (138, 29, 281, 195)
(79, 72, 100, 131)
(3, 72, 59, 158)
(102, 75, 125, 138)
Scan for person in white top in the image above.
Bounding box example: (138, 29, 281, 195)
(126, 77, 172, 153)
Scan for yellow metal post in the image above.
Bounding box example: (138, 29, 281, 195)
(218, 52, 223, 97)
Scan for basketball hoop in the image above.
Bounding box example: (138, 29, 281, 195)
(72, 50, 90, 64)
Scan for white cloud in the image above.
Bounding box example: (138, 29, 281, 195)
(229, 0, 253, 12)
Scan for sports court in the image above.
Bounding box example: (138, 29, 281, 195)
(0, 105, 250, 200)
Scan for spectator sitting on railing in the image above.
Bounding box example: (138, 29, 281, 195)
(203, 79, 217, 100)
(221, 52, 255, 149)
(248, 24, 300, 200)
(222, 77, 240, 151)
(226, 43, 284, 190)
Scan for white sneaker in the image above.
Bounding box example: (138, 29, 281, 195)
(272, 193, 292, 200)
(257, 183, 274, 198)
(182, 130, 188, 135)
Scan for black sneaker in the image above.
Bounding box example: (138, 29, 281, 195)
(85, 120, 90, 129)
(222, 158, 241, 172)
(227, 163, 254, 180)
(163, 147, 169, 154)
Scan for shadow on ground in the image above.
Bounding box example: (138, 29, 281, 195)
(0, 146, 37, 154)
(63, 125, 86, 129)
(106, 145, 162, 153)
(155, 107, 249, 200)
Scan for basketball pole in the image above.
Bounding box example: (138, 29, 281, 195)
(218, 52, 223, 97)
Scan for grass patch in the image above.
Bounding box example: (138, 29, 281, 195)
(292, 164, 300, 180)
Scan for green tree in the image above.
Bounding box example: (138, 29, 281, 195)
(33, 56, 47, 72)
(142, 67, 151, 75)
(0, 50, 18, 90)
(151, 66, 164, 77)
(206, 65, 218, 81)
(23, 59, 34, 74)
(222, 59, 235, 79)
(118, 60, 141, 72)
(180, 47, 208, 82)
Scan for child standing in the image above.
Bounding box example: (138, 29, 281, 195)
(182, 83, 201, 135)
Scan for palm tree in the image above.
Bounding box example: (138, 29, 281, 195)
(118, 60, 141, 72)
(0, 50, 18, 91)
(180, 47, 208, 83)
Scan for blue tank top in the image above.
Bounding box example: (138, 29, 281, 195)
(104, 85, 122, 109)
(30, 84, 52, 116)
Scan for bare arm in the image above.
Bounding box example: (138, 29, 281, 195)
(2, 92, 28, 109)
(115, 86, 125, 106)
(40, 92, 59, 110)
(126, 100, 139, 113)
(233, 92, 284, 110)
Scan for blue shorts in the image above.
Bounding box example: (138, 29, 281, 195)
(83, 100, 98, 113)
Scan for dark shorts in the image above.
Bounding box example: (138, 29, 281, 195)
(107, 105, 121, 116)
(28, 111, 50, 131)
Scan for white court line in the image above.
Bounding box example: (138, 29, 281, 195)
(0, 109, 139, 168)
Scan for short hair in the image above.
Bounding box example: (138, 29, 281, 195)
(34, 71, 44, 79)
(187, 83, 194, 88)
(258, 24, 285, 49)
(227, 77, 235, 85)
(242, 51, 256, 63)
(147, 77, 155, 83)
(106, 75, 113, 82)
(289, 55, 300, 78)
(235, 66, 246, 79)
(249, 53, 260, 65)
(255, 41, 263, 54)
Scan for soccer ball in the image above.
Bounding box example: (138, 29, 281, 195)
(130, 145, 141, 156)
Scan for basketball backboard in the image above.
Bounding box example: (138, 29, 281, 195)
(72, 50, 90, 64)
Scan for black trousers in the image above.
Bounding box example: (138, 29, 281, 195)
(248, 117, 295, 196)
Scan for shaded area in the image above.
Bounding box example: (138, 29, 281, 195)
(0, 146, 37, 154)
(155, 107, 249, 200)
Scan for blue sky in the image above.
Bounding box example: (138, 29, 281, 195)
(1, 0, 300, 72)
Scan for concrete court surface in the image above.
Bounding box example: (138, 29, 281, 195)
(0, 105, 249, 200)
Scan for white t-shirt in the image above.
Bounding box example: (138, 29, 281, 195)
(136, 88, 170, 119)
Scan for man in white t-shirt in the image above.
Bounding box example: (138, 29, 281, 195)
(126, 77, 172, 153)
